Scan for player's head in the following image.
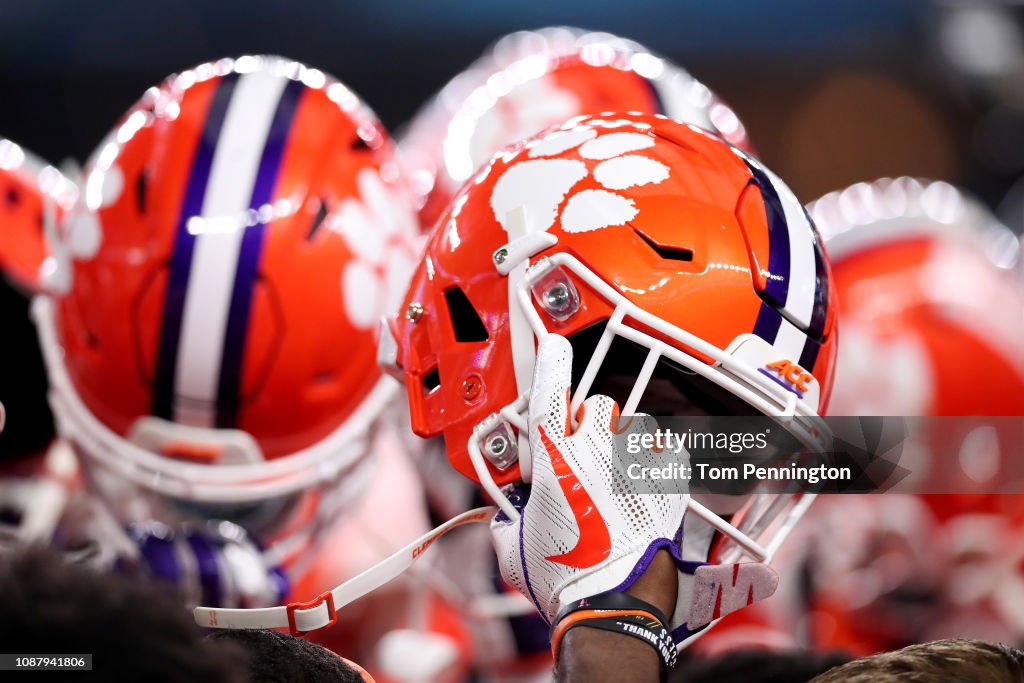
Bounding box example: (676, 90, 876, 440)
(0, 547, 249, 682)
(810, 177, 1024, 417)
(809, 639, 1024, 683)
(206, 629, 376, 682)
(399, 27, 752, 230)
(672, 648, 851, 683)
(386, 112, 837, 562)
(32, 56, 419, 596)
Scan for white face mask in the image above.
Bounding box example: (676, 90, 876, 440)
(461, 249, 830, 566)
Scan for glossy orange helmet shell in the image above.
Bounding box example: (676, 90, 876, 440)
(35, 56, 419, 506)
(385, 113, 837, 502)
(811, 177, 1024, 417)
(399, 27, 753, 231)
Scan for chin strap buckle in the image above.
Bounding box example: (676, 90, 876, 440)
(286, 590, 337, 637)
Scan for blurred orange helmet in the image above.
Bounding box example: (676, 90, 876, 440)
(399, 27, 752, 230)
(33, 56, 419, 560)
(383, 113, 837, 558)
(811, 177, 1024, 417)
(793, 179, 1024, 656)
(0, 139, 77, 292)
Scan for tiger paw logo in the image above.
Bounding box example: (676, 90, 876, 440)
(333, 168, 419, 329)
(490, 125, 670, 235)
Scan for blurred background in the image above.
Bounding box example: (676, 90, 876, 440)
(2, 2, 1024, 669)
(1, 0, 1023, 454)
(2, 0, 1023, 209)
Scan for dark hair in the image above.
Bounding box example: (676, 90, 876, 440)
(671, 648, 851, 683)
(206, 628, 367, 683)
(0, 547, 247, 682)
(810, 639, 1024, 683)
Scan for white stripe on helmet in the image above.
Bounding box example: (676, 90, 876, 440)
(173, 70, 288, 427)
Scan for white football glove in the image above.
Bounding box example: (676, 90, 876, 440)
(490, 334, 779, 642)
(490, 334, 687, 624)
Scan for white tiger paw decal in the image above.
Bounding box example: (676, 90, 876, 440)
(333, 168, 419, 329)
(490, 126, 670, 235)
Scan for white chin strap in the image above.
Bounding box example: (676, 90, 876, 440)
(193, 506, 496, 635)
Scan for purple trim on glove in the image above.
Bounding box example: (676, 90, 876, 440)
(519, 513, 549, 624)
(610, 537, 675, 594)
(676, 559, 710, 575)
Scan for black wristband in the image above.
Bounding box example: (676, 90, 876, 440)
(552, 591, 677, 673)
(555, 590, 672, 628)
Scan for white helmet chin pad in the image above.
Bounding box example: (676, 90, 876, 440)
(128, 417, 266, 466)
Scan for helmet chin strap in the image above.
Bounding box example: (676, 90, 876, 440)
(193, 506, 496, 636)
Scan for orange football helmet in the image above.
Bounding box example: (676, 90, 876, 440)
(811, 177, 1024, 418)
(399, 27, 752, 230)
(384, 112, 837, 561)
(803, 178, 1024, 653)
(0, 138, 77, 291)
(32, 56, 419, 569)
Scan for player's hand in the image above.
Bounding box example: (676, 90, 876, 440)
(490, 334, 686, 623)
(490, 334, 780, 645)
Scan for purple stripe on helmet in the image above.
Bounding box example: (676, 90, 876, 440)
(214, 78, 304, 428)
(752, 301, 782, 344)
(799, 336, 821, 377)
(743, 159, 791, 310)
(152, 73, 239, 419)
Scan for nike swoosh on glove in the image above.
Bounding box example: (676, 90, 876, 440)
(490, 334, 687, 624)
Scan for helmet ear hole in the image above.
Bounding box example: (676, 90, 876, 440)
(443, 287, 488, 342)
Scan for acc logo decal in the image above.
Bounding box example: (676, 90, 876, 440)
(763, 359, 813, 395)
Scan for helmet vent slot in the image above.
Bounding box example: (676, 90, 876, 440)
(305, 198, 329, 242)
(422, 367, 441, 392)
(5, 184, 20, 208)
(136, 170, 148, 214)
(444, 287, 488, 342)
(634, 228, 693, 262)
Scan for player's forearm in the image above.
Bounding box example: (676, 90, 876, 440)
(553, 549, 677, 683)
(555, 627, 662, 683)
